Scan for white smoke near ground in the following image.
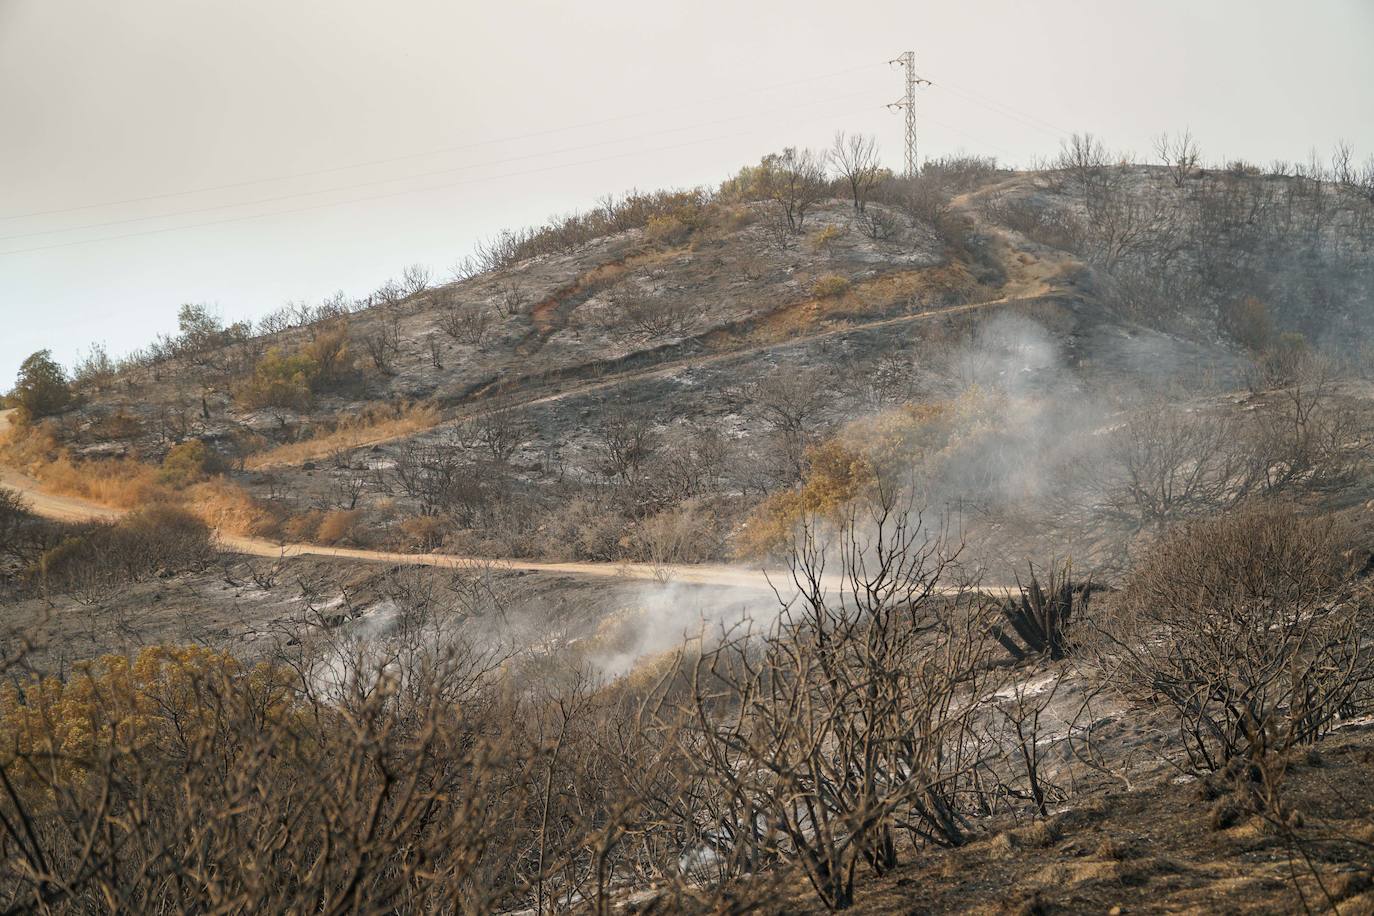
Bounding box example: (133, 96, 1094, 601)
(933, 314, 1104, 503)
(581, 579, 787, 681)
(576, 313, 1129, 681)
(303, 314, 1218, 685)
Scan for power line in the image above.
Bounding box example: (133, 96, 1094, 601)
(0, 89, 878, 245)
(0, 102, 885, 258)
(926, 77, 1072, 139)
(0, 61, 886, 224)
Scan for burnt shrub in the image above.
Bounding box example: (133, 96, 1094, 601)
(989, 561, 1093, 662)
(1087, 505, 1371, 772)
(39, 506, 213, 595)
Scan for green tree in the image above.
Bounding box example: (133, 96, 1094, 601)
(234, 347, 318, 411)
(9, 349, 71, 418)
(176, 303, 224, 353)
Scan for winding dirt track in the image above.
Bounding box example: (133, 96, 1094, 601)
(0, 183, 1053, 591)
(0, 419, 787, 589)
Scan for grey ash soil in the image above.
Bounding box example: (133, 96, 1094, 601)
(0, 554, 773, 674)
(27, 167, 1374, 576)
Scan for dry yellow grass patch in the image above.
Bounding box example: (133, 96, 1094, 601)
(749, 264, 982, 344)
(186, 478, 279, 538)
(245, 402, 441, 470)
(1, 417, 277, 538)
(1, 421, 162, 508)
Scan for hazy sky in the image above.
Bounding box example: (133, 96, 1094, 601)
(2, 0, 1372, 384)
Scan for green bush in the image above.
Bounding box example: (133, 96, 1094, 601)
(8, 350, 71, 419)
(235, 347, 318, 411)
(160, 439, 225, 488)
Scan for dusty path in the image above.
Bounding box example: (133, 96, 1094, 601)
(1, 412, 1011, 595)
(0, 410, 842, 591)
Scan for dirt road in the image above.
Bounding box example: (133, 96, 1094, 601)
(1, 412, 1013, 596)
(0, 409, 806, 590)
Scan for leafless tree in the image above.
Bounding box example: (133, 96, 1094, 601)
(401, 263, 432, 296)
(391, 441, 484, 522)
(856, 206, 902, 241)
(463, 408, 526, 465)
(362, 315, 402, 374)
(1246, 354, 1374, 493)
(324, 473, 367, 510)
(1154, 128, 1200, 187)
(669, 492, 998, 908)
(494, 278, 528, 318)
(747, 368, 833, 482)
(829, 132, 883, 213)
(437, 296, 492, 346)
(652, 425, 728, 501)
(374, 277, 405, 307)
(596, 407, 659, 485)
(1098, 400, 1256, 529)
(1080, 176, 1182, 271)
(605, 285, 696, 337)
(1054, 132, 1113, 192)
(762, 147, 828, 232)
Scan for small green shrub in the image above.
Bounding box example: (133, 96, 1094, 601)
(160, 439, 225, 488)
(8, 350, 71, 419)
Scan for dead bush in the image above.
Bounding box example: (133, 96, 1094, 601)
(1220, 296, 1275, 353)
(627, 498, 723, 567)
(1086, 505, 1372, 773)
(812, 274, 851, 298)
(38, 506, 213, 597)
(397, 513, 447, 551)
(436, 295, 492, 346)
(671, 495, 1000, 909)
(0, 644, 534, 913)
(0, 488, 31, 563)
(606, 285, 697, 337)
(315, 508, 364, 546)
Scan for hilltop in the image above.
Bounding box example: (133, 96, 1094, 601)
(10, 145, 1372, 586)
(2, 139, 1374, 914)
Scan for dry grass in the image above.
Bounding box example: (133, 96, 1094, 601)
(244, 402, 441, 470)
(1, 418, 277, 538)
(2, 421, 163, 508)
(186, 477, 279, 538)
(751, 263, 981, 343)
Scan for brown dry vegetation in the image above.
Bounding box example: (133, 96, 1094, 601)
(4, 139, 1374, 911)
(1, 417, 278, 538)
(243, 401, 441, 469)
(0, 499, 1370, 913)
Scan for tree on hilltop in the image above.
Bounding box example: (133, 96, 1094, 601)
(9, 349, 71, 419)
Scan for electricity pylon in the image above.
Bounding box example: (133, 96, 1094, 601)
(888, 51, 931, 178)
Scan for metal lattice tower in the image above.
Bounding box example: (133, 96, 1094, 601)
(887, 51, 930, 178)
